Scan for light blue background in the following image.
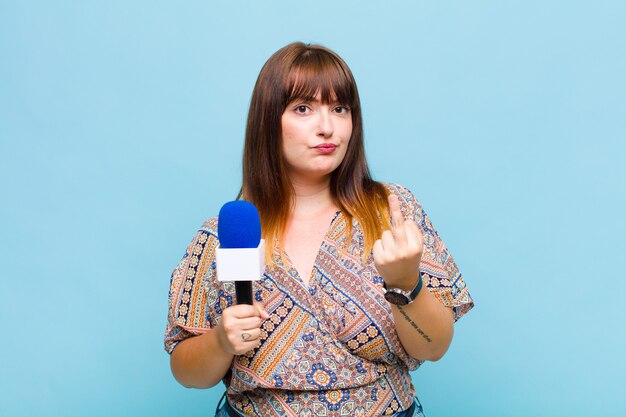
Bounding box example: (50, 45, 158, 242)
(1, 1, 625, 416)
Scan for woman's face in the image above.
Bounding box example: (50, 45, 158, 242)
(280, 93, 352, 183)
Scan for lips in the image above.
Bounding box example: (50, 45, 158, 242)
(315, 144, 337, 154)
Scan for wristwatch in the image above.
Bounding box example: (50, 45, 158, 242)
(383, 274, 423, 306)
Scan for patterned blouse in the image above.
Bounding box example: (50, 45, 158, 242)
(165, 183, 474, 416)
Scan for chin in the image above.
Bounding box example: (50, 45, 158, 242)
(314, 164, 341, 176)
(297, 167, 337, 180)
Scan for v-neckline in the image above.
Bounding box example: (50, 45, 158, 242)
(280, 209, 342, 291)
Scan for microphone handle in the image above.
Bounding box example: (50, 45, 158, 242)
(235, 281, 253, 305)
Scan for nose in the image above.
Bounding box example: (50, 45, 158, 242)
(317, 109, 334, 138)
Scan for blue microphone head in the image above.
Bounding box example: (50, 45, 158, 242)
(218, 201, 262, 248)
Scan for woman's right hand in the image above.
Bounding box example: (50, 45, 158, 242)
(216, 303, 270, 355)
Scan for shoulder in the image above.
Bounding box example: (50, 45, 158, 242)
(382, 182, 424, 212)
(184, 217, 219, 259)
(198, 217, 219, 237)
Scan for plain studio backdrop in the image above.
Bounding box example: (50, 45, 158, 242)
(1, 1, 625, 416)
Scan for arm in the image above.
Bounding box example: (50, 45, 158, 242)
(374, 195, 454, 361)
(170, 303, 269, 389)
(390, 280, 454, 361)
(170, 328, 234, 389)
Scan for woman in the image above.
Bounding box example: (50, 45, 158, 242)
(165, 42, 473, 417)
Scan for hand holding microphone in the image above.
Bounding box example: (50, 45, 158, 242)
(215, 201, 269, 355)
(216, 303, 269, 355)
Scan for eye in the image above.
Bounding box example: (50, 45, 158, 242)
(334, 105, 351, 114)
(294, 105, 310, 114)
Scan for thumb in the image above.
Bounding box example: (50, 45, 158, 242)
(253, 301, 270, 320)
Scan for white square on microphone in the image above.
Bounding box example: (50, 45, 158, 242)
(215, 240, 266, 282)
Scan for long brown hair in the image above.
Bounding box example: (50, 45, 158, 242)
(240, 42, 389, 260)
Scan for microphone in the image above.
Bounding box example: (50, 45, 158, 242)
(216, 201, 265, 305)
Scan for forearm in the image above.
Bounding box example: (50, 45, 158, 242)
(391, 287, 454, 361)
(170, 329, 234, 389)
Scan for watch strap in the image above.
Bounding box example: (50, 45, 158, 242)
(407, 274, 423, 301)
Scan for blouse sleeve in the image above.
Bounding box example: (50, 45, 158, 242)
(389, 184, 474, 321)
(164, 218, 235, 353)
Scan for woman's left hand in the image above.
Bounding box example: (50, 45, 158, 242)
(373, 194, 424, 291)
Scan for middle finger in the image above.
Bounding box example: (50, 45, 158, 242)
(388, 195, 407, 244)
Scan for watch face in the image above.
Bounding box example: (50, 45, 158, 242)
(384, 291, 409, 306)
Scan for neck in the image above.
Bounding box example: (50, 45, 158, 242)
(289, 175, 335, 218)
